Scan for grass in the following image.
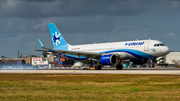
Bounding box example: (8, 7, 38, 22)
(0, 74, 180, 101)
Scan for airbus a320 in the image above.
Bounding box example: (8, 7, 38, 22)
(35, 23, 170, 70)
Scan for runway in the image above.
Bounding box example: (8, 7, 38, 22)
(1, 67, 180, 75)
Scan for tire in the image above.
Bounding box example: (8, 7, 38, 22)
(98, 65, 102, 70)
(116, 64, 123, 70)
(95, 66, 98, 70)
(95, 65, 102, 70)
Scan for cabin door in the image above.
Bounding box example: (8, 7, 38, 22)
(144, 41, 150, 51)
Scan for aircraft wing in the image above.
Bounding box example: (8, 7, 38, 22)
(35, 38, 102, 59)
(35, 49, 101, 59)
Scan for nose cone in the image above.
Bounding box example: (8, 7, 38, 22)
(163, 46, 170, 55)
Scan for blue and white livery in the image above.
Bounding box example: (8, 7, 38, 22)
(35, 23, 170, 70)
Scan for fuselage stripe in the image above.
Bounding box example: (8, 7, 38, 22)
(57, 49, 155, 60)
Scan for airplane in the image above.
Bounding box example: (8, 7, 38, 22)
(35, 23, 170, 70)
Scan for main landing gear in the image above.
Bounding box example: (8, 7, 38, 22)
(116, 64, 123, 70)
(94, 64, 123, 70)
(95, 65, 102, 70)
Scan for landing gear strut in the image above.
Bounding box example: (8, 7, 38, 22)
(116, 64, 123, 70)
(95, 65, 102, 70)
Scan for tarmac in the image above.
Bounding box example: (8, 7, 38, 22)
(0, 67, 180, 75)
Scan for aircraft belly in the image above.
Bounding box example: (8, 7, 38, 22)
(56, 54, 89, 61)
(127, 53, 137, 59)
(116, 52, 129, 60)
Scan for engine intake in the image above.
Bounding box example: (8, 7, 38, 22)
(130, 58, 149, 65)
(99, 54, 117, 65)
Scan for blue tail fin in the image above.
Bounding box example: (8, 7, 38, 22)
(48, 23, 69, 50)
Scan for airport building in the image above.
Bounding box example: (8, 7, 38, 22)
(0, 56, 75, 68)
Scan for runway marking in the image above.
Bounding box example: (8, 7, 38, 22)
(0, 70, 180, 75)
(117, 71, 180, 74)
(139, 71, 180, 74)
(0, 70, 78, 74)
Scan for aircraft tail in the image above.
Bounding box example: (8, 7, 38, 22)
(48, 23, 69, 50)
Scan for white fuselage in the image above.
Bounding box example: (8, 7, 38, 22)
(68, 40, 169, 60)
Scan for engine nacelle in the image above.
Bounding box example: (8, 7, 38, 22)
(99, 54, 117, 65)
(130, 58, 149, 65)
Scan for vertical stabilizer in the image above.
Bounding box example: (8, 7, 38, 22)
(48, 23, 69, 50)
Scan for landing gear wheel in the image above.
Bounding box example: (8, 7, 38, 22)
(116, 64, 123, 70)
(95, 65, 102, 70)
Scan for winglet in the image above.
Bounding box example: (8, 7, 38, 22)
(37, 38, 44, 48)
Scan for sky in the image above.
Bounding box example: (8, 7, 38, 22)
(0, 0, 180, 58)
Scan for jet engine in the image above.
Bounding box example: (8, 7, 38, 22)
(99, 54, 117, 65)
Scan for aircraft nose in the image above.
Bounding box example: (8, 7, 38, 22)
(164, 46, 170, 54)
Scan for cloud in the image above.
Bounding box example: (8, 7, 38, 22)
(0, 0, 180, 19)
(0, 16, 115, 34)
(159, 0, 180, 9)
(167, 32, 177, 37)
(1, 0, 180, 57)
(0, 0, 147, 18)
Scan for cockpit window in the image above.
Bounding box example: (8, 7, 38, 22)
(160, 44, 164, 46)
(154, 43, 165, 47)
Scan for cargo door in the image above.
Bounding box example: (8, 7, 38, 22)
(144, 41, 150, 51)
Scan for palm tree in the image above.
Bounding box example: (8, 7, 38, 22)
(1, 56, 6, 58)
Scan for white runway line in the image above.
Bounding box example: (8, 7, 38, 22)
(0, 70, 77, 74)
(0, 70, 180, 75)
